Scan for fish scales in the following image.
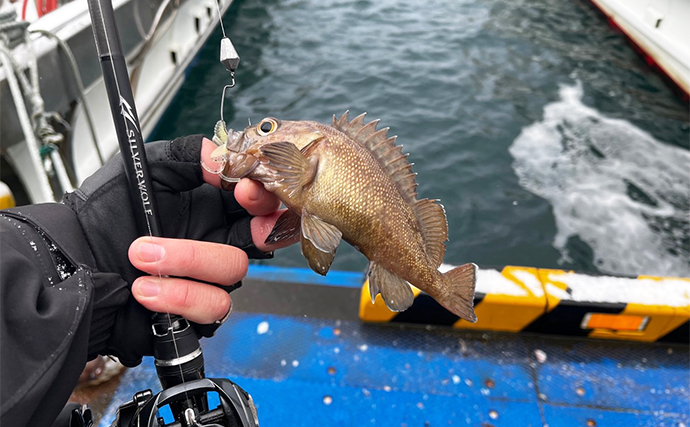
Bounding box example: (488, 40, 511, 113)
(208, 112, 478, 322)
(309, 125, 431, 286)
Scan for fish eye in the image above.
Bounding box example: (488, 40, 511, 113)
(257, 118, 279, 136)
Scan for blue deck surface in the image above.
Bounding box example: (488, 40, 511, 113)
(100, 267, 689, 426)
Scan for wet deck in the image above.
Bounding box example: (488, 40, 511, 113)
(94, 265, 689, 426)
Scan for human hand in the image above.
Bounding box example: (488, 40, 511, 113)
(128, 139, 295, 324)
(65, 135, 296, 366)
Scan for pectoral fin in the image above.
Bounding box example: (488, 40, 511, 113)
(260, 141, 318, 196)
(368, 262, 414, 312)
(265, 209, 301, 246)
(300, 210, 342, 275)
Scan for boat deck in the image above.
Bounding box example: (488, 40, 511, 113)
(97, 266, 689, 426)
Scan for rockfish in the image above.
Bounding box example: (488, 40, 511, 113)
(206, 112, 477, 322)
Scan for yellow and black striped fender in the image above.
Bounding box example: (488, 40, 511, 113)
(359, 265, 690, 343)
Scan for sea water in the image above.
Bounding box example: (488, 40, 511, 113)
(150, 0, 689, 277)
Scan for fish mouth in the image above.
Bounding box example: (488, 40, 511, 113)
(207, 128, 260, 184)
(227, 129, 248, 151)
(210, 129, 247, 160)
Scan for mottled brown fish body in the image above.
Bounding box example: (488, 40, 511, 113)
(211, 113, 477, 321)
(303, 124, 437, 288)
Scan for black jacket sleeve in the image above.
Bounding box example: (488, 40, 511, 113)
(0, 136, 272, 427)
(0, 204, 129, 427)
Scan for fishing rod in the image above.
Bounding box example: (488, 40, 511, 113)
(84, 0, 257, 425)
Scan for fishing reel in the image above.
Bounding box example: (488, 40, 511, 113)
(111, 314, 259, 427)
(111, 377, 259, 427)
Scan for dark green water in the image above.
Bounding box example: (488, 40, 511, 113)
(150, 0, 690, 277)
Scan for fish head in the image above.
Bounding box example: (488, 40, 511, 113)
(208, 117, 324, 184)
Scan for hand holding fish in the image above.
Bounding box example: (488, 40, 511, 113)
(130, 138, 297, 324)
(56, 134, 300, 366)
(207, 112, 478, 322)
(201, 138, 298, 253)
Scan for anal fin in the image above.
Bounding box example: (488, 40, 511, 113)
(368, 262, 414, 312)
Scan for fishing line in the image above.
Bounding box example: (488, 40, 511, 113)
(216, 0, 239, 101)
(214, 0, 226, 38)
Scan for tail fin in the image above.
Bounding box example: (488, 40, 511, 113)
(435, 263, 477, 323)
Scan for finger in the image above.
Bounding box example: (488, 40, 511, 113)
(201, 137, 223, 187)
(129, 236, 248, 287)
(132, 276, 231, 324)
(251, 209, 300, 252)
(234, 178, 282, 217)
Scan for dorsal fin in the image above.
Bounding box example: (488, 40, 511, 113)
(354, 120, 381, 141)
(333, 111, 418, 203)
(414, 198, 448, 268)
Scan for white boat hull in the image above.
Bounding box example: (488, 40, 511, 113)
(1, 0, 233, 203)
(588, 0, 690, 97)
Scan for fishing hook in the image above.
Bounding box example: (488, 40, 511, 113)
(219, 76, 235, 123)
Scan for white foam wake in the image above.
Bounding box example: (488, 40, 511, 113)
(509, 82, 689, 277)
